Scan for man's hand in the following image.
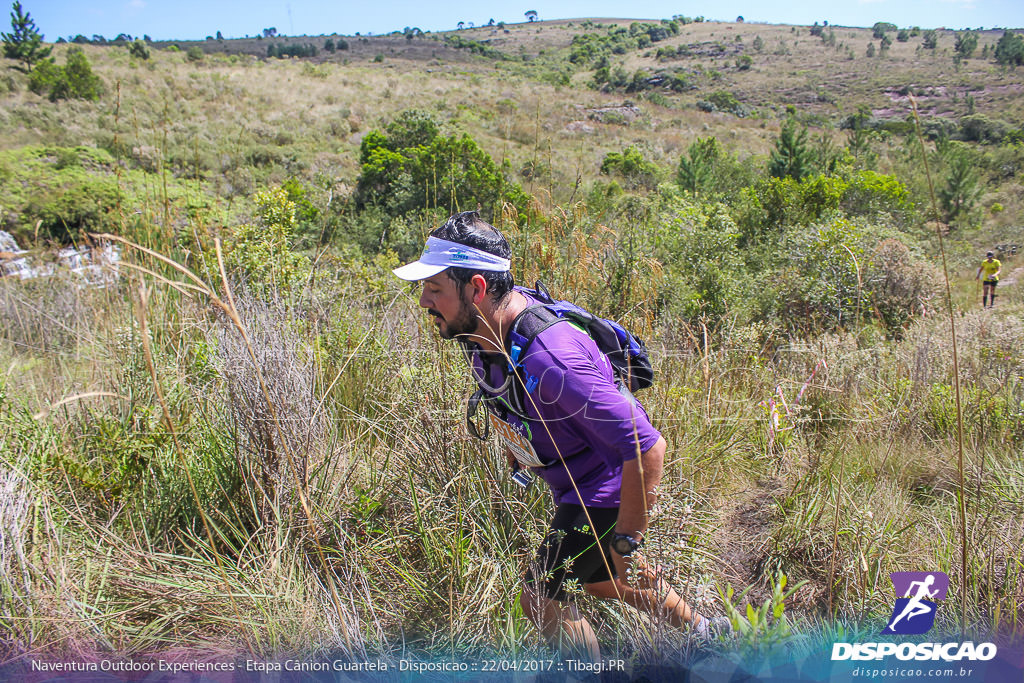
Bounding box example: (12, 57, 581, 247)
(612, 549, 636, 588)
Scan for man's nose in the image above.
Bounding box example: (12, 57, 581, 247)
(418, 287, 430, 309)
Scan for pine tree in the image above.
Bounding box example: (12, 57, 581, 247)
(938, 151, 981, 228)
(677, 136, 720, 194)
(1, 1, 51, 71)
(769, 118, 811, 181)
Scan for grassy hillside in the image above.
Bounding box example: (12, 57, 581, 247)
(1, 15, 1023, 669)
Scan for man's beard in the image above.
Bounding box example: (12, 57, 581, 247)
(431, 290, 478, 341)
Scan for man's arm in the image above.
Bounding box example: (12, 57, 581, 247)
(613, 436, 666, 582)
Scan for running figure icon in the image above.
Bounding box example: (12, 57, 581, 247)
(887, 575, 939, 631)
(882, 571, 949, 635)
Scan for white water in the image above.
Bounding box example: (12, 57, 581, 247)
(0, 231, 120, 285)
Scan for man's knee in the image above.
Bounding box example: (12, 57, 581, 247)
(520, 584, 558, 623)
(520, 585, 540, 621)
(583, 581, 618, 599)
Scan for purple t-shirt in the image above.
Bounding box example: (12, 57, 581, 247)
(472, 294, 662, 507)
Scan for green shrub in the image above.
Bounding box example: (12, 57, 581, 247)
(653, 197, 744, 327)
(955, 31, 978, 58)
(353, 110, 528, 222)
(938, 149, 981, 229)
(703, 90, 747, 116)
(60, 47, 101, 99)
(228, 186, 311, 295)
(677, 137, 720, 194)
(599, 145, 659, 190)
(841, 170, 911, 222)
(26, 56, 61, 95)
(128, 39, 150, 59)
(186, 45, 203, 62)
(959, 114, 1011, 143)
(24, 174, 119, 241)
(994, 30, 1024, 66)
(27, 47, 101, 101)
(764, 218, 866, 335)
(872, 22, 896, 39)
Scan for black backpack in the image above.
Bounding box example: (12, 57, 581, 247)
(466, 281, 654, 440)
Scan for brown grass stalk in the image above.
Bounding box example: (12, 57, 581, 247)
(910, 96, 969, 637)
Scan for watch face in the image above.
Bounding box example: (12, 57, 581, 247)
(612, 535, 636, 555)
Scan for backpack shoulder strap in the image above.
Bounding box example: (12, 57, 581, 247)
(507, 304, 562, 367)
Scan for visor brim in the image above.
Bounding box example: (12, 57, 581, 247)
(392, 261, 449, 281)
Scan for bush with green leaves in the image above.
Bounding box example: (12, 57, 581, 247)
(872, 22, 896, 39)
(954, 31, 978, 59)
(994, 31, 1024, 66)
(921, 30, 938, 50)
(354, 109, 527, 222)
(228, 187, 311, 295)
(24, 170, 118, 242)
(27, 47, 101, 101)
(127, 38, 149, 59)
(958, 114, 1011, 143)
(699, 90, 748, 116)
(599, 145, 659, 190)
(840, 170, 912, 223)
(762, 217, 868, 335)
(677, 137, 720, 195)
(652, 196, 745, 327)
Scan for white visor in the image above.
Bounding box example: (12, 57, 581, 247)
(392, 237, 511, 281)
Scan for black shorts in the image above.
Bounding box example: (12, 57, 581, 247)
(524, 504, 620, 602)
(983, 279, 998, 288)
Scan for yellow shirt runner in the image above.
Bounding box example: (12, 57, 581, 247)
(979, 259, 1000, 282)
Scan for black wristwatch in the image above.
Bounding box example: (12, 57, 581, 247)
(610, 532, 644, 557)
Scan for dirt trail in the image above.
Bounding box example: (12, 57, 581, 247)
(999, 265, 1023, 287)
(715, 485, 778, 601)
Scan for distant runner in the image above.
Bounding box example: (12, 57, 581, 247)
(976, 251, 1001, 308)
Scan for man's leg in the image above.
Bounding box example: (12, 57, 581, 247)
(583, 563, 695, 628)
(522, 504, 619, 661)
(520, 585, 601, 662)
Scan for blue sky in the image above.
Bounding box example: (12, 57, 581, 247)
(24, 0, 1024, 42)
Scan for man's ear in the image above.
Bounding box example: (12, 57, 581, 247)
(469, 273, 488, 306)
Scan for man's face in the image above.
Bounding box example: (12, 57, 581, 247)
(419, 272, 478, 340)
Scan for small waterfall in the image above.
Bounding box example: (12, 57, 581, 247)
(0, 231, 37, 280)
(0, 231, 120, 285)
